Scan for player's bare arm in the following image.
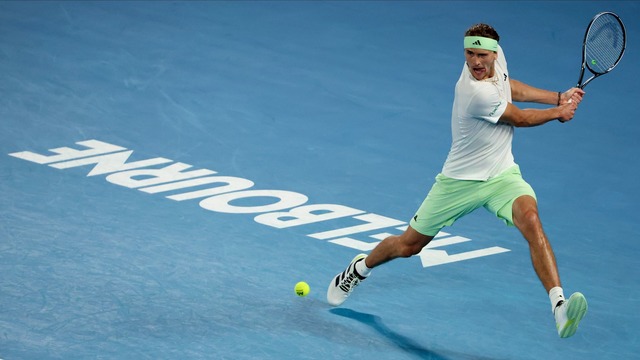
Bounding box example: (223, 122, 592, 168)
(499, 101, 577, 127)
(509, 79, 585, 105)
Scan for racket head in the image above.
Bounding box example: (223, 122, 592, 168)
(583, 12, 626, 76)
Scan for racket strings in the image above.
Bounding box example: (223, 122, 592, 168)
(585, 15, 625, 73)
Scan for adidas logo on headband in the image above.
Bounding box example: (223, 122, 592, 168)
(464, 36, 498, 51)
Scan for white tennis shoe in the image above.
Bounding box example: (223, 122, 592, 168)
(554, 292, 588, 338)
(327, 254, 368, 306)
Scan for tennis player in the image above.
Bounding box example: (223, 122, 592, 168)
(327, 23, 587, 338)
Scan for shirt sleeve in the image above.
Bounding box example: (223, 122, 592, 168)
(467, 84, 507, 124)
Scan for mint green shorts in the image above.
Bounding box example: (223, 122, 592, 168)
(409, 165, 536, 236)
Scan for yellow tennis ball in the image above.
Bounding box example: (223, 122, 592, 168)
(294, 281, 310, 297)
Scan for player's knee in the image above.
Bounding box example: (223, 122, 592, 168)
(513, 195, 541, 228)
(514, 209, 542, 234)
(397, 237, 429, 258)
(515, 207, 541, 230)
(398, 244, 420, 258)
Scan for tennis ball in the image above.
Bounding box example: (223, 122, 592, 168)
(591, 59, 597, 65)
(294, 281, 310, 297)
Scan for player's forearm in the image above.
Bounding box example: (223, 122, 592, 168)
(500, 104, 562, 127)
(510, 79, 558, 105)
(514, 108, 563, 127)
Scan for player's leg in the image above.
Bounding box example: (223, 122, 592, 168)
(326, 227, 433, 306)
(511, 195, 560, 292)
(327, 173, 476, 306)
(512, 194, 587, 338)
(482, 166, 560, 293)
(364, 226, 434, 268)
(484, 166, 587, 337)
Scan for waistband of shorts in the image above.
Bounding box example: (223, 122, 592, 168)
(437, 165, 521, 182)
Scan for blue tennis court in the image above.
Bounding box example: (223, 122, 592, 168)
(2, 1, 639, 359)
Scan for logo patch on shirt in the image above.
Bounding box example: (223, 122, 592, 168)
(489, 101, 502, 117)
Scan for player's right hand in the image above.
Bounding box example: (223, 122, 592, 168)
(558, 101, 578, 122)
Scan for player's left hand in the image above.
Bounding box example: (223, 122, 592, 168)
(560, 88, 586, 105)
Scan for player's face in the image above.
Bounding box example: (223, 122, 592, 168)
(465, 48, 498, 80)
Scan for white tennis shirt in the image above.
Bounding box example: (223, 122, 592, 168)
(441, 45, 516, 181)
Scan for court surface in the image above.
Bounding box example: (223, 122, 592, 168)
(2, 1, 639, 359)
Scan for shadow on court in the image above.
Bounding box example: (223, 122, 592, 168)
(330, 308, 502, 360)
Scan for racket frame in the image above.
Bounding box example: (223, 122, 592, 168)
(576, 11, 626, 89)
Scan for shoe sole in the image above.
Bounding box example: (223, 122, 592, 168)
(326, 253, 368, 306)
(558, 292, 588, 338)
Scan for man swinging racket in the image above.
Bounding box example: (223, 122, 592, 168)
(327, 23, 588, 338)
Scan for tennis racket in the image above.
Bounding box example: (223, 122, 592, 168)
(575, 11, 626, 89)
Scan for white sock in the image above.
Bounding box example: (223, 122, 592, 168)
(549, 286, 565, 314)
(355, 257, 372, 277)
